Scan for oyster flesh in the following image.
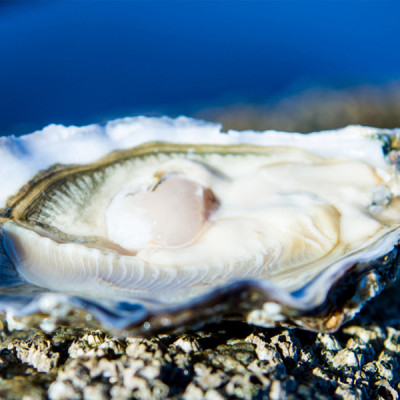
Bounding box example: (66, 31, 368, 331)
(1, 117, 400, 333)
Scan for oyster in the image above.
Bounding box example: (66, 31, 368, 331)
(1, 116, 400, 334)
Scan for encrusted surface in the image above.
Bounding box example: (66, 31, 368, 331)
(1, 279, 400, 400)
(1, 119, 400, 398)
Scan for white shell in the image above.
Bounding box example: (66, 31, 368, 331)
(1, 116, 400, 333)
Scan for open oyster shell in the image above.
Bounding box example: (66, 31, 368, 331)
(1, 116, 400, 334)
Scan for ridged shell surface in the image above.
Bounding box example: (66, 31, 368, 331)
(1, 116, 400, 334)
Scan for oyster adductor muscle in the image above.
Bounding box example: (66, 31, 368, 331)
(1, 117, 400, 333)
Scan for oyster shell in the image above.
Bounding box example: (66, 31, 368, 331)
(1, 116, 400, 334)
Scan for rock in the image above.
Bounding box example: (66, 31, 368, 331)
(2, 279, 400, 399)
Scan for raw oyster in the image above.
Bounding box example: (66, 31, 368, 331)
(1, 116, 400, 334)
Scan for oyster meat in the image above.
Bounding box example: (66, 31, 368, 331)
(1, 117, 400, 333)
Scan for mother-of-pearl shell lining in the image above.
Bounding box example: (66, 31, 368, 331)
(2, 141, 400, 305)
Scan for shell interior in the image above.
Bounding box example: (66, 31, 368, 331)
(1, 117, 400, 333)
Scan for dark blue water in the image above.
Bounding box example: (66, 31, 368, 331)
(1, 1, 400, 136)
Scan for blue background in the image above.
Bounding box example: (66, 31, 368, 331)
(1, 1, 400, 136)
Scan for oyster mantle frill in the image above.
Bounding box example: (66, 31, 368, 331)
(1, 117, 400, 333)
